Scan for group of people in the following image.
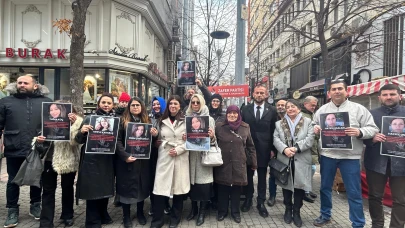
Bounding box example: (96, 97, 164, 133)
(0, 75, 404, 228)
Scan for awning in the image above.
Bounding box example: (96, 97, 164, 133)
(347, 74, 405, 97)
(298, 73, 347, 93)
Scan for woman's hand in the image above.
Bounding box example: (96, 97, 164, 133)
(284, 147, 295, 158)
(126, 156, 136, 163)
(169, 148, 177, 157)
(36, 136, 46, 143)
(182, 133, 186, 141)
(150, 127, 158, 137)
(208, 128, 215, 138)
(68, 113, 77, 124)
(81, 125, 93, 134)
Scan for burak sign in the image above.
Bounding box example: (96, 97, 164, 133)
(5, 48, 68, 59)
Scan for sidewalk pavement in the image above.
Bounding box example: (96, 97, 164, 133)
(0, 158, 391, 228)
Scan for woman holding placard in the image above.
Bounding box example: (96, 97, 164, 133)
(115, 97, 158, 227)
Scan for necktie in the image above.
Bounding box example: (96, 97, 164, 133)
(256, 106, 261, 121)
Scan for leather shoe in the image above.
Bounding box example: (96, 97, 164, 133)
(313, 216, 331, 227)
(256, 203, 269, 218)
(241, 198, 252, 212)
(309, 191, 317, 198)
(304, 193, 315, 203)
(267, 196, 276, 207)
(217, 213, 227, 221)
(231, 214, 241, 223)
(63, 219, 74, 227)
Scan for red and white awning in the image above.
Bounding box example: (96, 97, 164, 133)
(347, 74, 405, 97)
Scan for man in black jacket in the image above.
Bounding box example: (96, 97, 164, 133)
(364, 84, 405, 228)
(241, 85, 277, 218)
(0, 75, 52, 227)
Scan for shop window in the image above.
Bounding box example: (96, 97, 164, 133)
(0, 67, 39, 99)
(141, 77, 146, 103)
(43, 69, 55, 100)
(60, 68, 105, 104)
(133, 74, 139, 98)
(109, 69, 132, 103)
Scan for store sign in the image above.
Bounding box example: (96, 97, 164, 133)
(207, 85, 249, 98)
(5, 48, 67, 59)
(108, 47, 147, 61)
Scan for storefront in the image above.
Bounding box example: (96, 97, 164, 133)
(0, 0, 172, 114)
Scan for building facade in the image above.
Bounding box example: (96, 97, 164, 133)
(0, 0, 181, 113)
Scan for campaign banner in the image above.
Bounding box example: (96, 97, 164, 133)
(207, 85, 249, 97)
(42, 102, 72, 141)
(177, 60, 196, 87)
(186, 116, 210, 151)
(125, 123, 152, 159)
(85, 116, 120, 154)
(320, 112, 353, 150)
(380, 116, 405, 158)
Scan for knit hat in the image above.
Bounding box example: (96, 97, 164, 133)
(211, 94, 223, 103)
(119, 92, 131, 102)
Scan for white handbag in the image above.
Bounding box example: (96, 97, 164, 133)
(201, 140, 223, 167)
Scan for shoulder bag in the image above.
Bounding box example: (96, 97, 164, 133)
(201, 140, 223, 167)
(269, 157, 291, 185)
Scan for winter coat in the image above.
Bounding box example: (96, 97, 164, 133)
(301, 109, 319, 165)
(364, 105, 405, 176)
(273, 116, 314, 192)
(187, 106, 215, 185)
(313, 99, 379, 159)
(75, 112, 116, 200)
(0, 82, 52, 157)
(52, 116, 83, 174)
(241, 102, 278, 167)
(153, 117, 190, 197)
(215, 122, 257, 186)
(115, 118, 151, 201)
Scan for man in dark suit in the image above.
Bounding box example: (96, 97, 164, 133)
(241, 85, 277, 218)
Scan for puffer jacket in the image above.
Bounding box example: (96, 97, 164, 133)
(0, 82, 52, 157)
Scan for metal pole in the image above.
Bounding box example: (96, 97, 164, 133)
(235, 0, 246, 105)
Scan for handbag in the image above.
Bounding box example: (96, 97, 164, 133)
(230, 130, 254, 166)
(12, 141, 50, 188)
(269, 158, 291, 185)
(201, 140, 223, 167)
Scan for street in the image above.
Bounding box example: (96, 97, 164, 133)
(0, 159, 391, 228)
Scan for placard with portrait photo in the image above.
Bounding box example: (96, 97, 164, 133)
(125, 123, 152, 159)
(85, 116, 120, 154)
(320, 112, 352, 150)
(42, 102, 72, 141)
(177, 60, 196, 87)
(186, 116, 210, 151)
(380, 116, 405, 158)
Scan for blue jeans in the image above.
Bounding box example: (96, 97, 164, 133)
(268, 173, 277, 198)
(320, 156, 365, 228)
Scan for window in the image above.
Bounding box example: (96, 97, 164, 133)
(296, 0, 301, 12)
(43, 69, 55, 100)
(383, 15, 404, 76)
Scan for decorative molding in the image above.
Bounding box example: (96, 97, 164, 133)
(145, 29, 151, 39)
(22, 5, 42, 15)
(115, 42, 134, 54)
(21, 39, 42, 48)
(85, 40, 91, 47)
(117, 12, 135, 24)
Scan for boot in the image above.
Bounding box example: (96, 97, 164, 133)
(284, 206, 292, 224)
(293, 208, 302, 227)
(137, 201, 147, 225)
(122, 204, 132, 228)
(196, 201, 207, 226)
(186, 201, 198, 221)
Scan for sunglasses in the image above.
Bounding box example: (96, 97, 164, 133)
(130, 104, 141, 107)
(191, 101, 200, 105)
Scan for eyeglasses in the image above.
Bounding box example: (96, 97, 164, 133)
(212, 99, 220, 103)
(130, 104, 141, 107)
(191, 101, 200, 105)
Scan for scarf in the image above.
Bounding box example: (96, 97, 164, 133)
(281, 113, 304, 146)
(225, 105, 242, 131)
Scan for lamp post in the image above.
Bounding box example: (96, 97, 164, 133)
(216, 49, 223, 85)
(210, 30, 230, 86)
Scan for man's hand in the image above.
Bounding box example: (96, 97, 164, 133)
(314, 125, 321, 135)
(345, 127, 361, 137)
(372, 133, 386, 143)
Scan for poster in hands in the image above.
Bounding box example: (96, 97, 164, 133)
(380, 116, 405, 158)
(320, 112, 353, 150)
(186, 116, 210, 151)
(42, 102, 72, 141)
(85, 116, 120, 154)
(177, 60, 196, 87)
(125, 123, 152, 159)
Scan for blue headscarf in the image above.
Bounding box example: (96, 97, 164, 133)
(151, 96, 166, 115)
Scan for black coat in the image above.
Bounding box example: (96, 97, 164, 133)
(115, 120, 151, 200)
(75, 114, 115, 200)
(364, 105, 405, 176)
(0, 85, 52, 157)
(241, 103, 277, 167)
